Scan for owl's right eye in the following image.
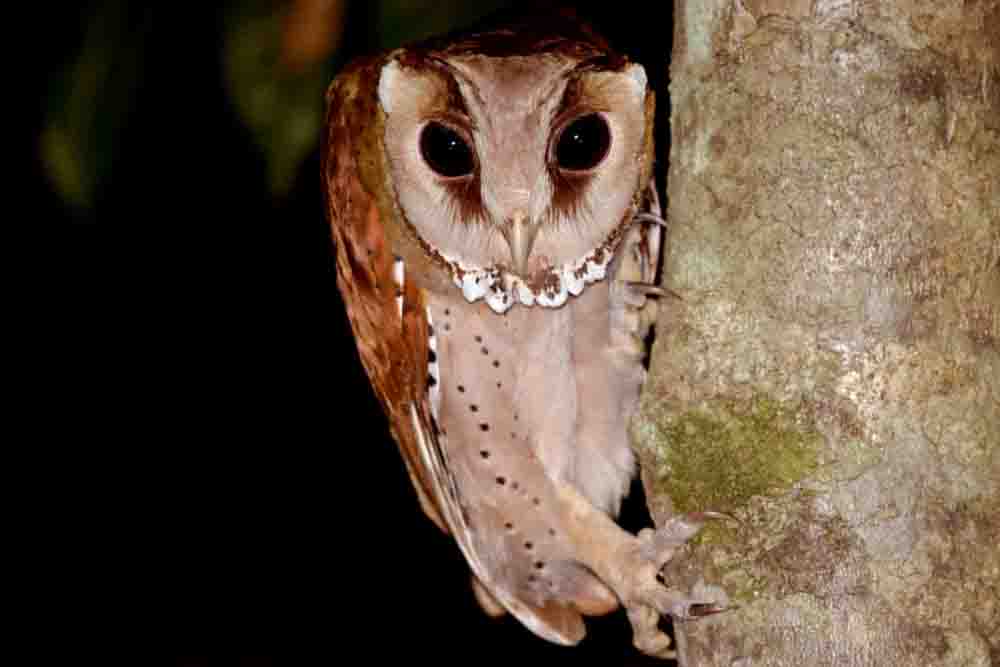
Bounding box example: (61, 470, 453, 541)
(420, 122, 475, 178)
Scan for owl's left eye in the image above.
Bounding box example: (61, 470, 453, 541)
(420, 122, 475, 178)
(554, 113, 611, 173)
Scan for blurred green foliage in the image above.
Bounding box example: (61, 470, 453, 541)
(41, 2, 152, 210)
(43, 0, 512, 212)
(223, 0, 337, 197)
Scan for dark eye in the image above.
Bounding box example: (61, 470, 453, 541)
(554, 113, 611, 172)
(420, 122, 475, 178)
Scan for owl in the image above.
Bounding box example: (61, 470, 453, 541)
(323, 8, 722, 658)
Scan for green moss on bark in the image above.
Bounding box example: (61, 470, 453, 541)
(649, 395, 821, 514)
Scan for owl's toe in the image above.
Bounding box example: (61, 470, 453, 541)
(616, 512, 732, 656)
(626, 605, 676, 658)
(618, 566, 729, 657)
(638, 511, 732, 569)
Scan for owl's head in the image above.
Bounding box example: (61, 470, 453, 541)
(372, 14, 655, 312)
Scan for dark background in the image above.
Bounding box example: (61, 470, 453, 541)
(38, 2, 676, 664)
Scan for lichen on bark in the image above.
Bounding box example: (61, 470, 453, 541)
(634, 1, 1000, 665)
(638, 395, 821, 515)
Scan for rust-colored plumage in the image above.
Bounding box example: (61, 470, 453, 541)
(323, 8, 724, 658)
(323, 55, 444, 527)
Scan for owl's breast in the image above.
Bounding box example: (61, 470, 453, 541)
(426, 280, 642, 514)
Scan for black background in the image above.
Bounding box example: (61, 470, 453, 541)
(37, 2, 676, 664)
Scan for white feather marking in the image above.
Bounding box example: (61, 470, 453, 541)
(426, 306, 440, 418)
(441, 244, 615, 314)
(392, 256, 404, 320)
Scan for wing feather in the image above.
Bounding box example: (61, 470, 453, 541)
(323, 57, 447, 531)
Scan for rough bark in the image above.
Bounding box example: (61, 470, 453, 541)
(633, 1, 1000, 665)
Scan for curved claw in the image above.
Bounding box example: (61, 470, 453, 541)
(695, 510, 740, 523)
(678, 510, 741, 532)
(624, 590, 732, 656)
(649, 587, 720, 618)
(689, 602, 732, 617)
(625, 281, 683, 301)
(632, 212, 668, 228)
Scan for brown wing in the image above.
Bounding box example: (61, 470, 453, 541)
(322, 56, 447, 532)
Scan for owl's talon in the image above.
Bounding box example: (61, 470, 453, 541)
(620, 578, 727, 656)
(621, 581, 729, 656)
(624, 281, 682, 301)
(612, 513, 733, 656)
(631, 212, 668, 228)
(649, 587, 722, 619)
(688, 602, 730, 617)
(617, 280, 679, 312)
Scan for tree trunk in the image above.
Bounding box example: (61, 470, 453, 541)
(634, 1, 1000, 665)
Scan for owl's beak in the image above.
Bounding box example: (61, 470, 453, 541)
(499, 212, 539, 276)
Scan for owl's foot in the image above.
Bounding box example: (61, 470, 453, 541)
(554, 484, 730, 658)
(613, 513, 730, 658)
